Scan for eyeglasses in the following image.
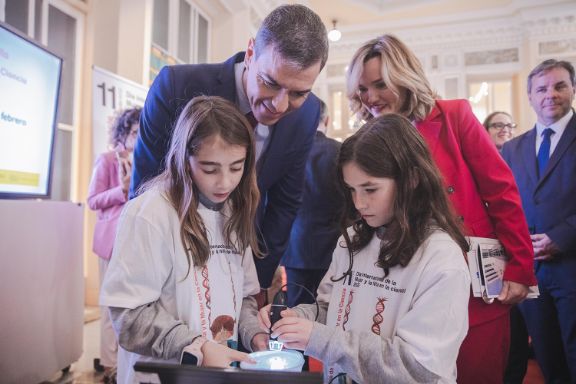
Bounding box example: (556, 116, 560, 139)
(489, 122, 517, 131)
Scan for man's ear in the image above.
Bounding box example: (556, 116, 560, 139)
(245, 38, 255, 68)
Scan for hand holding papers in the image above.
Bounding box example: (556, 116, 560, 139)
(466, 237, 539, 304)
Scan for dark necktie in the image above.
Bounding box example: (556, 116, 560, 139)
(245, 112, 258, 130)
(537, 127, 554, 178)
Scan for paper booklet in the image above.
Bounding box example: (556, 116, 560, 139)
(466, 237, 539, 303)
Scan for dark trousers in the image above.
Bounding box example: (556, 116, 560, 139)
(504, 305, 529, 384)
(284, 267, 327, 307)
(519, 259, 576, 384)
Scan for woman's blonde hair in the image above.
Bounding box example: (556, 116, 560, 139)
(143, 96, 261, 272)
(347, 34, 437, 122)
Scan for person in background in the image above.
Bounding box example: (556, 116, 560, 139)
(87, 107, 141, 383)
(482, 111, 530, 384)
(282, 99, 343, 307)
(131, 4, 329, 308)
(254, 114, 471, 383)
(483, 111, 517, 151)
(345, 34, 537, 383)
(100, 96, 261, 384)
(502, 59, 576, 384)
(483, 109, 531, 384)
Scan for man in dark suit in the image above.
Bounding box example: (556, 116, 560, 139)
(130, 4, 329, 308)
(502, 59, 576, 383)
(282, 100, 343, 307)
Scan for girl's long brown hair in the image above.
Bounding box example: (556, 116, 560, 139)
(336, 114, 468, 279)
(143, 96, 261, 273)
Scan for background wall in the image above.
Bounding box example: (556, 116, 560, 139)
(2, 0, 575, 305)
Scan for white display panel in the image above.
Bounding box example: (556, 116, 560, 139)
(0, 22, 62, 198)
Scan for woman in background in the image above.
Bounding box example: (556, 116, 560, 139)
(87, 107, 141, 383)
(483, 111, 517, 151)
(345, 34, 536, 383)
(483, 110, 530, 384)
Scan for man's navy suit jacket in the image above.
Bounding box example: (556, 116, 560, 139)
(282, 131, 343, 271)
(501, 112, 576, 259)
(131, 52, 321, 287)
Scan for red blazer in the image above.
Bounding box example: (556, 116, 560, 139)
(416, 99, 537, 325)
(87, 151, 127, 260)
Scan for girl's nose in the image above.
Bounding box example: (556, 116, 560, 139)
(353, 194, 366, 210)
(218, 172, 234, 190)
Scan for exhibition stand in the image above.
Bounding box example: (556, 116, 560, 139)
(0, 200, 84, 383)
(134, 361, 323, 384)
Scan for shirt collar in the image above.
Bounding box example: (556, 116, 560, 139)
(536, 109, 573, 137)
(198, 192, 224, 211)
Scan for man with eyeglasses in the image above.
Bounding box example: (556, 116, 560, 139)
(483, 111, 517, 151)
(502, 59, 576, 383)
(131, 4, 328, 317)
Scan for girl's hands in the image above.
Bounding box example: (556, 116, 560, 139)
(250, 333, 270, 351)
(257, 304, 272, 330)
(257, 304, 298, 330)
(201, 341, 255, 368)
(269, 316, 314, 351)
(256, 304, 313, 351)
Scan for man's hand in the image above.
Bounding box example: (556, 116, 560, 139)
(531, 233, 560, 261)
(497, 280, 529, 305)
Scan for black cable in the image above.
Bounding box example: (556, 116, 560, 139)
(276, 282, 320, 322)
(328, 372, 347, 384)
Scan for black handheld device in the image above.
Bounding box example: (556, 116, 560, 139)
(269, 290, 288, 336)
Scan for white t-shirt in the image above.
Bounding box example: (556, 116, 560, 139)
(100, 189, 260, 384)
(314, 229, 470, 383)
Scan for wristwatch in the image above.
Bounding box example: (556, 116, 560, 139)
(180, 336, 208, 366)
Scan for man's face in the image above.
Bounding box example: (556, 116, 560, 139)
(242, 39, 322, 126)
(528, 67, 575, 126)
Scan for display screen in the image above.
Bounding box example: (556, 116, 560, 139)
(0, 22, 62, 199)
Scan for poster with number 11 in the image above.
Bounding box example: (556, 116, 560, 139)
(91, 66, 148, 161)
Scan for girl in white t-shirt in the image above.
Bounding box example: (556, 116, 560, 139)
(100, 96, 262, 384)
(255, 114, 471, 383)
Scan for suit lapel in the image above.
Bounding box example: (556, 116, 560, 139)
(415, 105, 442, 155)
(211, 53, 244, 101)
(538, 113, 576, 186)
(521, 128, 539, 187)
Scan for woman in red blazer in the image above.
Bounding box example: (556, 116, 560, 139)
(346, 34, 536, 383)
(87, 107, 140, 381)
